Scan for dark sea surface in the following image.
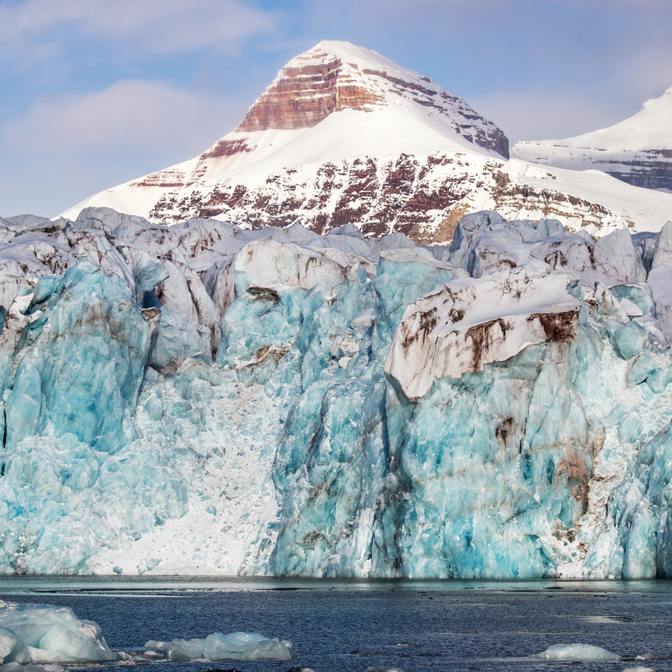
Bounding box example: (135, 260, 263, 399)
(0, 577, 670, 672)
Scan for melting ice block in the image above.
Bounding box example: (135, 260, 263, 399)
(145, 632, 297, 661)
(0, 602, 119, 664)
(535, 643, 620, 661)
(385, 265, 580, 399)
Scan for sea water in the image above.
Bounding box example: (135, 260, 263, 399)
(0, 577, 670, 671)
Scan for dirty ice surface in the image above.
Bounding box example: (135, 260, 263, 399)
(2, 207, 672, 579)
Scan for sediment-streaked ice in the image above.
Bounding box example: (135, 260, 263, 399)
(1, 206, 672, 580)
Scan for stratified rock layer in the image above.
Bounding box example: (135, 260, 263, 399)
(235, 42, 508, 156)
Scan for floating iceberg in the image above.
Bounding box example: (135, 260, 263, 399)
(535, 643, 620, 661)
(0, 602, 119, 664)
(145, 632, 297, 661)
(1, 206, 672, 579)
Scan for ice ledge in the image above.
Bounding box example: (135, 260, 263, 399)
(384, 265, 581, 399)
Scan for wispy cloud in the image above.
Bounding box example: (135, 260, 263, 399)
(4, 80, 245, 155)
(470, 90, 633, 144)
(0, 80, 250, 216)
(0, 0, 278, 60)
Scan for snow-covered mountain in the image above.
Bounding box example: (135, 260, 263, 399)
(63, 42, 672, 241)
(513, 87, 672, 191)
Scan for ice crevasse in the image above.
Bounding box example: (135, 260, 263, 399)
(1, 207, 672, 579)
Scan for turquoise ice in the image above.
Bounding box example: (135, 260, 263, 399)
(0, 207, 671, 578)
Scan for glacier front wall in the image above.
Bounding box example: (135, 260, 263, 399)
(1, 208, 672, 579)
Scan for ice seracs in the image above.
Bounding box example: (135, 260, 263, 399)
(385, 265, 581, 400)
(3, 206, 672, 580)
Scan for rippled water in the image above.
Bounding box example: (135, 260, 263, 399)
(1, 577, 671, 672)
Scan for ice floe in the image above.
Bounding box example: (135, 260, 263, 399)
(0, 602, 118, 664)
(145, 632, 297, 661)
(535, 643, 620, 661)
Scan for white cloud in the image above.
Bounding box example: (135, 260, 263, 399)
(0, 0, 277, 58)
(4, 79, 246, 156)
(0, 80, 251, 217)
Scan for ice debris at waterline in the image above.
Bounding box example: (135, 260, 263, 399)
(145, 632, 297, 661)
(0, 602, 119, 664)
(0, 664, 65, 672)
(535, 643, 620, 661)
(3, 207, 672, 578)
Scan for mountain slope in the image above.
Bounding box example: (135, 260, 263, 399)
(512, 87, 672, 191)
(63, 42, 672, 240)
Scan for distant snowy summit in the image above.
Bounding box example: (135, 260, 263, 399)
(513, 86, 672, 191)
(64, 42, 672, 240)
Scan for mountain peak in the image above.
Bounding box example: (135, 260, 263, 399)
(235, 41, 509, 159)
(235, 41, 387, 133)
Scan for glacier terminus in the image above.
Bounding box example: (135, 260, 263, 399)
(1, 206, 672, 580)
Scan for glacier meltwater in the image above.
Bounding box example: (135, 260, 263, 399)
(1, 207, 672, 579)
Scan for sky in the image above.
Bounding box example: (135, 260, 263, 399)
(1, 0, 671, 217)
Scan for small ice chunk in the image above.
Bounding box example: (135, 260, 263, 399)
(622, 667, 654, 672)
(0, 602, 118, 664)
(1, 664, 66, 672)
(535, 643, 620, 661)
(620, 297, 644, 317)
(145, 632, 297, 661)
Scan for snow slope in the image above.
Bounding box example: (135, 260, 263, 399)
(513, 87, 672, 191)
(62, 42, 672, 239)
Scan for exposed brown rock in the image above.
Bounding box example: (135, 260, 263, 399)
(236, 53, 385, 132)
(200, 138, 253, 160)
(532, 310, 579, 343)
(148, 151, 625, 243)
(606, 150, 672, 191)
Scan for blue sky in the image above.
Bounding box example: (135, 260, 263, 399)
(1, 0, 671, 217)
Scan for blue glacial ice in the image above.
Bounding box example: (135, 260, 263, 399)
(1, 207, 672, 578)
(0, 601, 118, 663)
(145, 632, 297, 661)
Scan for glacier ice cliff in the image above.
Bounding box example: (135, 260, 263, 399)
(1, 207, 672, 579)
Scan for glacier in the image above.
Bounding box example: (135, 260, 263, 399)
(1, 207, 672, 579)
